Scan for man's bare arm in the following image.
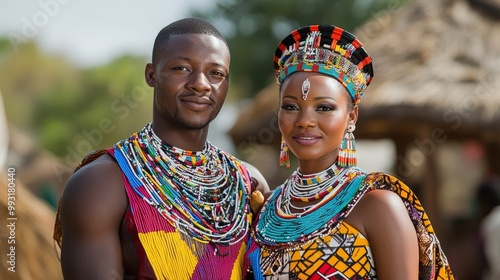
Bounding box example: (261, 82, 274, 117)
(60, 155, 128, 280)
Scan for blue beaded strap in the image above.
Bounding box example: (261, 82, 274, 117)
(254, 170, 368, 246)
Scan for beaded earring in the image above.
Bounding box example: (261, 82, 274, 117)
(279, 136, 290, 168)
(338, 124, 357, 167)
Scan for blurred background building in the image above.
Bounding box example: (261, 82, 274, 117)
(1, 0, 499, 279)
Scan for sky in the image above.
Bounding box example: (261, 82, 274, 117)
(0, 0, 217, 67)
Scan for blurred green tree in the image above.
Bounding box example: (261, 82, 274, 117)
(32, 55, 152, 158)
(0, 39, 151, 158)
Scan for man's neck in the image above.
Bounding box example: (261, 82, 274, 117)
(151, 121, 209, 151)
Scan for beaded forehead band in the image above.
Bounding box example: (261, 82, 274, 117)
(274, 25, 374, 105)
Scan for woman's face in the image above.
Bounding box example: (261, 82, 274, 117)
(278, 72, 357, 174)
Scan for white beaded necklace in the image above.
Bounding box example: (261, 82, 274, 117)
(280, 165, 356, 215)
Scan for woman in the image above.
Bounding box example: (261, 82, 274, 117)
(246, 24, 454, 279)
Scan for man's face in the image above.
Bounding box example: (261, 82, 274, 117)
(150, 33, 230, 130)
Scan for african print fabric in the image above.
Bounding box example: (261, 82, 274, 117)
(248, 221, 375, 279)
(368, 173, 454, 279)
(247, 172, 455, 280)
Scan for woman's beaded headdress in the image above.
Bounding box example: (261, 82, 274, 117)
(274, 24, 374, 104)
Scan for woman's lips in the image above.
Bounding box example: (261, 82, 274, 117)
(292, 133, 321, 145)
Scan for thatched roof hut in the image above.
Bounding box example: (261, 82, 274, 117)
(229, 0, 500, 221)
(354, 0, 500, 165)
(0, 88, 64, 279)
(0, 174, 63, 280)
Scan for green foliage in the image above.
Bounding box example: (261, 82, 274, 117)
(0, 40, 152, 158)
(34, 55, 153, 158)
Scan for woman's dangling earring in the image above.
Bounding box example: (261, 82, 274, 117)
(279, 136, 290, 168)
(338, 124, 357, 167)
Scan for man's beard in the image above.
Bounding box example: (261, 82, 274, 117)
(172, 110, 212, 130)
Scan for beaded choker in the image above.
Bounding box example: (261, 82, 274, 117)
(253, 164, 368, 249)
(114, 123, 252, 246)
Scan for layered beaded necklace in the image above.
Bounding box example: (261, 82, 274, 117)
(115, 123, 251, 246)
(253, 162, 368, 249)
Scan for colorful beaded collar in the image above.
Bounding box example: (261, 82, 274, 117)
(253, 163, 368, 249)
(114, 123, 252, 245)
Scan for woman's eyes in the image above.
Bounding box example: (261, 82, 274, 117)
(317, 105, 334, 111)
(280, 104, 335, 111)
(281, 104, 298, 110)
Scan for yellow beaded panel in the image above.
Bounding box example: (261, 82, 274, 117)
(139, 231, 198, 279)
(230, 241, 247, 280)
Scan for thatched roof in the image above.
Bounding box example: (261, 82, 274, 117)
(229, 0, 500, 146)
(229, 84, 280, 147)
(354, 0, 500, 139)
(0, 175, 63, 279)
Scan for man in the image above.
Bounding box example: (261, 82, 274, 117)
(53, 18, 268, 279)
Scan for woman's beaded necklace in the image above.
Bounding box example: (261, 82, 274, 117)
(281, 163, 346, 214)
(115, 123, 251, 246)
(253, 163, 368, 249)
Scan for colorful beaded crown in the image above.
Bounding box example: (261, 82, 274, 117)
(274, 24, 374, 104)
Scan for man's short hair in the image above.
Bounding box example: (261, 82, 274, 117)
(152, 17, 227, 65)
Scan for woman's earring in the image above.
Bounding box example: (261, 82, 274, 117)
(279, 136, 290, 168)
(338, 124, 357, 167)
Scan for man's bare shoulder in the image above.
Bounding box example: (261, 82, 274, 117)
(60, 153, 128, 231)
(65, 154, 124, 194)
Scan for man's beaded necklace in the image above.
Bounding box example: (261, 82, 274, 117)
(114, 123, 251, 246)
(253, 162, 368, 249)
